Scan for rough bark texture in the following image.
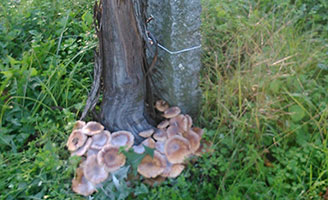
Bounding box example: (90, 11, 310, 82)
(100, 0, 152, 144)
(147, 0, 202, 118)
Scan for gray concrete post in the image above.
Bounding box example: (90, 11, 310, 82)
(147, 0, 202, 117)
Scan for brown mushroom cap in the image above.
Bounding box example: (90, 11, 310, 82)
(157, 120, 170, 129)
(163, 107, 181, 119)
(72, 166, 96, 196)
(169, 114, 188, 133)
(111, 131, 134, 150)
(82, 121, 104, 136)
(194, 140, 213, 157)
(164, 135, 191, 164)
(168, 164, 185, 178)
(153, 129, 167, 142)
(83, 154, 109, 184)
(155, 100, 169, 112)
(72, 138, 93, 157)
(73, 120, 86, 131)
(67, 130, 88, 151)
(91, 130, 111, 150)
(87, 148, 100, 157)
(166, 125, 180, 138)
(181, 129, 200, 153)
(137, 151, 167, 178)
(142, 138, 156, 149)
(155, 141, 165, 154)
(98, 145, 126, 172)
(161, 158, 173, 177)
(185, 114, 193, 129)
(192, 127, 204, 138)
(132, 144, 145, 154)
(139, 129, 154, 138)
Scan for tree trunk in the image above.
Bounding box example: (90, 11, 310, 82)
(99, 0, 152, 144)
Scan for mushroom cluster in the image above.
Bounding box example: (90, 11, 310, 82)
(67, 121, 134, 196)
(134, 100, 207, 180)
(67, 100, 209, 196)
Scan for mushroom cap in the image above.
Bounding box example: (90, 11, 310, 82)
(132, 144, 145, 154)
(67, 130, 88, 151)
(153, 129, 167, 142)
(72, 166, 96, 196)
(161, 158, 173, 177)
(91, 130, 111, 150)
(72, 137, 93, 157)
(110, 131, 134, 150)
(155, 141, 165, 155)
(169, 114, 189, 133)
(87, 148, 100, 157)
(166, 125, 180, 138)
(155, 100, 169, 112)
(182, 130, 201, 153)
(164, 135, 191, 164)
(139, 129, 154, 138)
(73, 120, 86, 131)
(192, 127, 204, 138)
(185, 114, 193, 129)
(137, 151, 167, 178)
(168, 164, 185, 178)
(83, 154, 109, 184)
(157, 120, 170, 129)
(98, 145, 126, 172)
(142, 138, 156, 149)
(163, 107, 181, 119)
(194, 140, 213, 157)
(82, 121, 104, 136)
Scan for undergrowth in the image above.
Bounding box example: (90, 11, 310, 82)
(0, 0, 327, 199)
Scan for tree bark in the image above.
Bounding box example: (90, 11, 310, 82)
(99, 0, 152, 144)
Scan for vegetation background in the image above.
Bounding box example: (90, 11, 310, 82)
(0, 0, 327, 199)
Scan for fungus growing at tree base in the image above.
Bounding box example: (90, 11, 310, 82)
(66, 100, 211, 196)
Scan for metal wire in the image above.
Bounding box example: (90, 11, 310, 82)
(157, 43, 201, 55)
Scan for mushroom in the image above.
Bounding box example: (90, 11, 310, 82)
(137, 151, 166, 178)
(82, 121, 104, 136)
(72, 166, 96, 196)
(181, 129, 200, 153)
(73, 120, 86, 131)
(110, 130, 134, 150)
(142, 138, 156, 149)
(72, 137, 93, 157)
(153, 129, 167, 142)
(83, 154, 109, 184)
(163, 107, 181, 119)
(132, 144, 145, 154)
(185, 114, 193, 129)
(155, 141, 165, 155)
(98, 145, 126, 172)
(139, 129, 154, 138)
(168, 164, 185, 178)
(194, 140, 213, 157)
(67, 130, 88, 152)
(87, 148, 100, 157)
(157, 120, 169, 129)
(166, 125, 180, 138)
(169, 114, 188, 133)
(91, 130, 111, 150)
(192, 127, 204, 138)
(143, 176, 167, 187)
(155, 100, 169, 112)
(161, 157, 173, 177)
(164, 135, 191, 164)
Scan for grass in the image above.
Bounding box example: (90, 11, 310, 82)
(0, 0, 328, 199)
